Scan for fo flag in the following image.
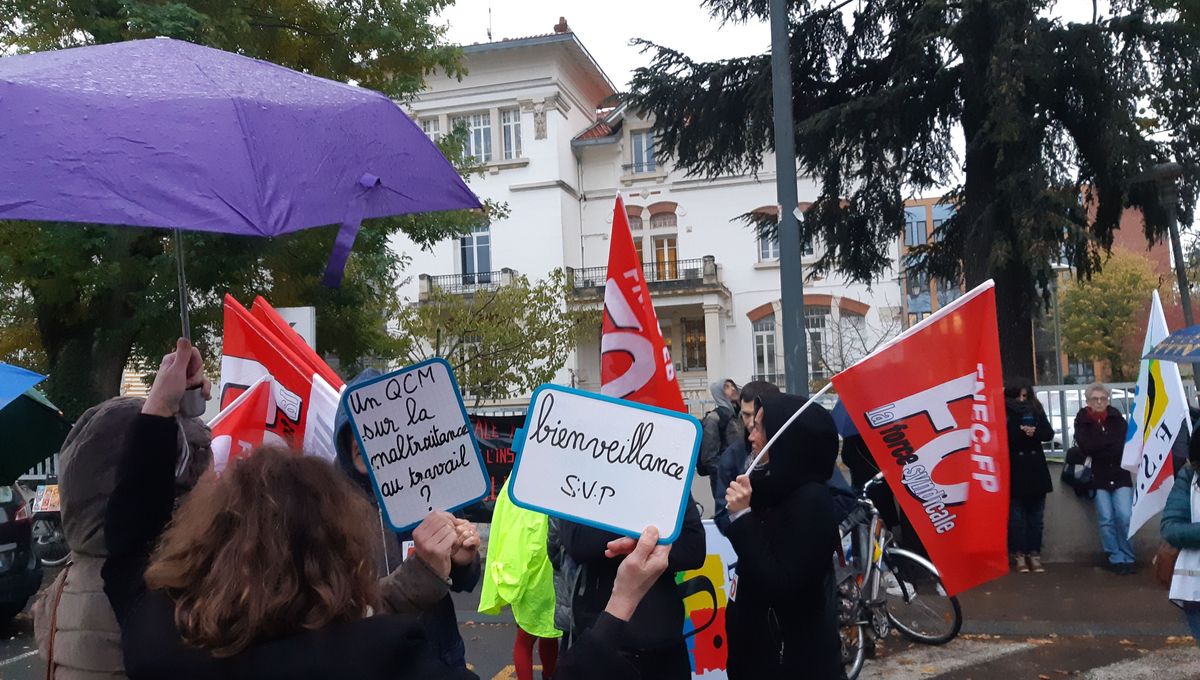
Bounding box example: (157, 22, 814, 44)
(832, 281, 1009, 596)
(218, 294, 340, 461)
(1122, 290, 1190, 537)
(601, 195, 686, 412)
(210, 375, 277, 474)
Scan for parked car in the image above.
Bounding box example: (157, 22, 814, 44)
(0, 484, 43, 623)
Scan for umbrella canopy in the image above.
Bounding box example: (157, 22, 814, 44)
(0, 38, 481, 284)
(0, 389, 72, 485)
(1145, 324, 1200, 363)
(0, 362, 46, 412)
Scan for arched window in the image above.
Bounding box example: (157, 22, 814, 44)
(648, 213, 678, 280)
(752, 316, 777, 382)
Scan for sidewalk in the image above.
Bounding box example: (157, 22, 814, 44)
(457, 561, 1191, 636)
(958, 562, 1189, 637)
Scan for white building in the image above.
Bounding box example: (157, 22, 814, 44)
(397, 25, 903, 411)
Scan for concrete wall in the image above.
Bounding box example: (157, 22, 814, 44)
(1042, 461, 1160, 563)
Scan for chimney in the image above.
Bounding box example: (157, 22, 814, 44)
(554, 16, 570, 34)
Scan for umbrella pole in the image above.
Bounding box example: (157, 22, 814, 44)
(174, 228, 191, 341)
(173, 228, 206, 418)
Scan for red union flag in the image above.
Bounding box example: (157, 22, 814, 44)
(831, 280, 1009, 595)
(601, 195, 686, 412)
(219, 295, 317, 450)
(210, 375, 276, 474)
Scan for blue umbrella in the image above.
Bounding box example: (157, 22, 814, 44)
(1144, 324, 1200, 362)
(0, 363, 46, 413)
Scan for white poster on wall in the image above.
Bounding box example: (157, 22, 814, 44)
(509, 384, 701, 542)
(340, 358, 489, 531)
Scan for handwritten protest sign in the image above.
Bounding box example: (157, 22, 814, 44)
(509, 385, 701, 543)
(340, 358, 489, 531)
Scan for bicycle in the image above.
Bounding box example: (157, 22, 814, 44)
(837, 474, 963, 680)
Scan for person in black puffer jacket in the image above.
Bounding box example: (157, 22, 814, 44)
(1073, 383, 1136, 574)
(1004, 379, 1054, 574)
(723, 393, 841, 680)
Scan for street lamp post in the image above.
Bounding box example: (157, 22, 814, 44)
(1145, 162, 1200, 396)
(770, 0, 810, 396)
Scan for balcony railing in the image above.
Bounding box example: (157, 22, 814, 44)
(622, 161, 658, 175)
(568, 257, 710, 290)
(421, 270, 512, 297)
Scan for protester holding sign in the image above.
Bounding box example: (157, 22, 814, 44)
(723, 394, 842, 680)
(560, 502, 704, 679)
(1004, 379, 1054, 574)
(103, 339, 688, 680)
(334, 368, 482, 676)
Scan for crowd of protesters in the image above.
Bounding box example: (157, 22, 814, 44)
(33, 340, 850, 680)
(36, 336, 1194, 680)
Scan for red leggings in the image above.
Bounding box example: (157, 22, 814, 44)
(513, 627, 559, 680)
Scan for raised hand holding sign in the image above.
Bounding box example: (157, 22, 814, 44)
(508, 385, 701, 543)
(340, 359, 489, 531)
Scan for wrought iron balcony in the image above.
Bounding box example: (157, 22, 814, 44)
(419, 269, 514, 299)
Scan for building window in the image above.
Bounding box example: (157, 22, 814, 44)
(805, 305, 832, 380)
(802, 235, 816, 257)
(629, 215, 643, 231)
(652, 237, 678, 280)
(753, 316, 777, 381)
(931, 218, 945, 239)
(758, 233, 780, 261)
(648, 213, 678, 280)
(633, 239, 645, 264)
(631, 130, 656, 174)
(906, 271, 931, 325)
(501, 109, 522, 160)
(420, 118, 440, 141)
(1066, 356, 1095, 384)
(460, 225, 491, 284)
(936, 276, 962, 308)
(451, 112, 492, 163)
(905, 216, 928, 247)
(682, 318, 707, 371)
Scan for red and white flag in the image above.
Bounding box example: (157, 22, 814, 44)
(218, 295, 340, 462)
(209, 375, 277, 474)
(600, 195, 686, 412)
(831, 281, 1009, 595)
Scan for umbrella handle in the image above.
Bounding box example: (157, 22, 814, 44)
(180, 387, 206, 418)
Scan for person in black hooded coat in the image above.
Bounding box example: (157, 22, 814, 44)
(723, 393, 842, 680)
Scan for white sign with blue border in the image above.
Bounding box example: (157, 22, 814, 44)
(508, 385, 701, 543)
(340, 358, 488, 532)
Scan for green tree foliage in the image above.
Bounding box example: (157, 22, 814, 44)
(1060, 250, 1158, 381)
(626, 0, 1200, 378)
(0, 1, 489, 418)
(394, 270, 598, 407)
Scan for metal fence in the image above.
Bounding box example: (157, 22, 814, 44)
(1029, 382, 1180, 460)
(568, 258, 707, 289)
(427, 272, 504, 295)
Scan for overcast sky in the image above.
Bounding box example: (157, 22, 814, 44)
(438, 0, 1106, 90)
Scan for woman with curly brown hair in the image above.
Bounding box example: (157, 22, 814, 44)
(103, 339, 676, 680)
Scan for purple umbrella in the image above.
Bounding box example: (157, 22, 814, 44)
(0, 37, 481, 317)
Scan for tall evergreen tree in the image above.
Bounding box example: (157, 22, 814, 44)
(627, 0, 1200, 378)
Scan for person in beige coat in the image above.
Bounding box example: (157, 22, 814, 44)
(33, 397, 213, 680)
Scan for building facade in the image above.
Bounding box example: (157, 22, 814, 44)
(397, 27, 903, 410)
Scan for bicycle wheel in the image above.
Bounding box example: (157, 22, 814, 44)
(838, 581, 866, 680)
(881, 547, 962, 644)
